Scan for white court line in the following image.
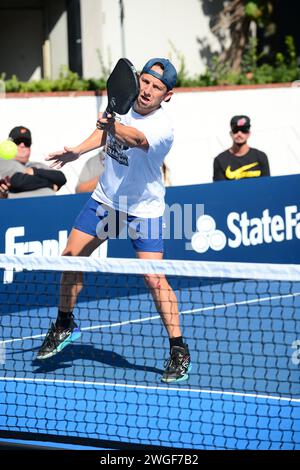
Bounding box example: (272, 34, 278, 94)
(0, 376, 299, 403)
(3, 291, 300, 345)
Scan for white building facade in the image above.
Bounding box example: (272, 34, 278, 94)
(0, 0, 221, 81)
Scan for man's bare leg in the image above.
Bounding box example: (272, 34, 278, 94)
(136, 251, 191, 383)
(59, 228, 102, 312)
(136, 251, 181, 339)
(37, 229, 103, 359)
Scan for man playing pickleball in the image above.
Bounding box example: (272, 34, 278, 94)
(37, 58, 191, 384)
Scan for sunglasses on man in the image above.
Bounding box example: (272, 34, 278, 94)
(232, 127, 250, 134)
(13, 139, 31, 147)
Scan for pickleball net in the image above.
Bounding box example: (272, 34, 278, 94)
(0, 254, 299, 450)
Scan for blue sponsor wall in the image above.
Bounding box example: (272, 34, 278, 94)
(165, 174, 300, 263)
(0, 174, 299, 263)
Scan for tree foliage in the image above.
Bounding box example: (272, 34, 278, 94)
(212, 0, 275, 72)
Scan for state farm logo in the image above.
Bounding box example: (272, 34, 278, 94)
(190, 206, 300, 253)
(191, 215, 226, 253)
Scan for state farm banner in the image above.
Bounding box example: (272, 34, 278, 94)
(165, 174, 300, 264)
(0, 174, 299, 267)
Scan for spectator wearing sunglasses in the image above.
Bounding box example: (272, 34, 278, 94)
(0, 126, 66, 198)
(213, 116, 270, 181)
(9, 126, 33, 166)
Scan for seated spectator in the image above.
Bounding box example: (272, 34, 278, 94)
(0, 126, 66, 198)
(75, 151, 104, 193)
(213, 116, 270, 181)
(162, 162, 171, 187)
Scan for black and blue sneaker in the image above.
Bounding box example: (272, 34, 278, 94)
(36, 318, 81, 360)
(161, 344, 192, 383)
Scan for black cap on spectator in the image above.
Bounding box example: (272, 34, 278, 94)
(9, 126, 32, 146)
(230, 115, 251, 132)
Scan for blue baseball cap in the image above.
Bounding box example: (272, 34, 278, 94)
(141, 58, 177, 90)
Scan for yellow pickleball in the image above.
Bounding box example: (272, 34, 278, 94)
(0, 139, 18, 160)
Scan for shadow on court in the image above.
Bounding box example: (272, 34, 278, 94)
(30, 344, 163, 375)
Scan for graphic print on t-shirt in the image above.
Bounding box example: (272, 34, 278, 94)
(105, 135, 129, 166)
(225, 162, 261, 180)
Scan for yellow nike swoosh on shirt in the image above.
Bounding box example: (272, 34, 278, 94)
(225, 162, 261, 180)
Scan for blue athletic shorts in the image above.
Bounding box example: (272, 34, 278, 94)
(73, 197, 164, 252)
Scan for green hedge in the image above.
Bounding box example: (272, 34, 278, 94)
(2, 37, 300, 92)
(1, 68, 106, 93)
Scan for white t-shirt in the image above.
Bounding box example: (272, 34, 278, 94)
(92, 107, 174, 218)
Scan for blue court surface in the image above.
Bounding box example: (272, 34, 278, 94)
(0, 271, 299, 449)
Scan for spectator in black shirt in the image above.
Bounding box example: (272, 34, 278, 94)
(0, 126, 66, 198)
(213, 115, 270, 181)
